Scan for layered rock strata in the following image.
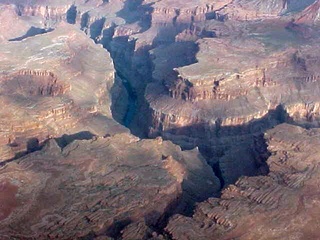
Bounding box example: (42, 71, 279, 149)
(0, 134, 219, 239)
(1, 0, 320, 239)
(167, 124, 320, 240)
(144, 8, 320, 184)
(0, 22, 125, 160)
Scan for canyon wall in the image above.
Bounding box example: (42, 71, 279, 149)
(0, 22, 126, 160)
(0, 134, 220, 239)
(1, 0, 320, 239)
(166, 124, 320, 239)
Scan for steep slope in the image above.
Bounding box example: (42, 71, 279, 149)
(296, 0, 320, 24)
(0, 4, 33, 41)
(167, 124, 320, 239)
(0, 23, 125, 160)
(1, 0, 320, 239)
(0, 134, 219, 239)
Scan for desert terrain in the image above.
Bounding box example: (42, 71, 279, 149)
(1, 0, 320, 239)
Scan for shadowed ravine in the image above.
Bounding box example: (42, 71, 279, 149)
(115, 71, 138, 127)
(2, 0, 320, 239)
(92, 0, 306, 196)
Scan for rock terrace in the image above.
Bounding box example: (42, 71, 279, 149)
(1, 0, 320, 239)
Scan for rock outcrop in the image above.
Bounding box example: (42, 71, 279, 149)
(0, 4, 33, 41)
(296, 0, 320, 24)
(0, 134, 219, 239)
(166, 123, 320, 240)
(142, 4, 320, 184)
(210, 0, 316, 21)
(2, 0, 320, 239)
(0, 22, 125, 160)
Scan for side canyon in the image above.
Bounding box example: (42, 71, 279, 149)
(1, 0, 320, 239)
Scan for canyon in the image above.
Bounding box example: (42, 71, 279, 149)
(1, 0, 320, 239)
(167, 123, 320, 239)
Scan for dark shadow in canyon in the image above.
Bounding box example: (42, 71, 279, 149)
(109, 3, 209, 140)
(0, 131, 97, 167)
(109, 27, 200, 137)
(105, 218, 133, 239)
(283, 0, 316, 14)
(107, 43, 153, 136)
(87, 0, 153, 133)
(66, 5, 77, 24)
(9, 27, 53, 41)
(116, 0, 153, 31)
(116, 0, 143, 24)
(0, 137, 45, 167)
(108, 36, 140, 129)
(115, 71, 138, 128)
(80, 12, 90, 31)
(148, 105, 293, 187)
(205, 11, 228, 22)
(106, 1, 155, 134)
(152, 26, 179, 45)
(90, 17, 106, 41)
(26, 137, 41, 152)
(55, 131, 96, 149)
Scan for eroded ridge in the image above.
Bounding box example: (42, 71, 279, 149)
(0, 22, 125, 161)
(0, 134, 219, 239)
(1, 0, 320, 239)
(166, 124, 320, 239)
(2, 70, 70, 97)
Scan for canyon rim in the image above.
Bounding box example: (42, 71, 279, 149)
(1, 0, 320, 239)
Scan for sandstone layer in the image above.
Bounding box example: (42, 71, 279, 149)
(1, 0, 320, 239)
(167, 123, 320, 240)
(141, 0, 320, 184)
(0, 21, 125, 160)
(0, 134, 219, 239)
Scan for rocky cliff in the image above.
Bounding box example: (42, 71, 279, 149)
(1, 0, 320, 239)
(166, 124, 320, 239)
(142, 6, 320, 184)
(0, 134, 219, 239)
(0, 22, 125, 160)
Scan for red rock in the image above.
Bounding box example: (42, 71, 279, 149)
(0, 22, 126, 160)
(167, 124, 320, 239)
(1, 0, 320, 239)
(0, 134, 219, 239)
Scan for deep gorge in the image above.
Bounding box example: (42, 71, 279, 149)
(2, 0, 320, 239)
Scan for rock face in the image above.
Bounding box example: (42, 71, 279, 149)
(0, 22, 126, 160)
(0, 134, 219, 239)
(0, 4, 32, 42)
(211, 0, 317, 21)
(166, 123, 320, 240)
(296, 0, 320, 24)
(2, 0, 320, 239)
(147, 31, 320, 133)
(141, 0, 320, 184)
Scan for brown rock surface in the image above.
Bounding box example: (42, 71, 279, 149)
(2, 0, 320, 239)
(0, 134, 219, 239)
(213, 0, 312, 21)
(296, 0, 320, 25)
(0, 22, 125, 160)
(142, 3, 320, 184)
(166, 123, 320, 239)
(0, 5, 32, 42)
